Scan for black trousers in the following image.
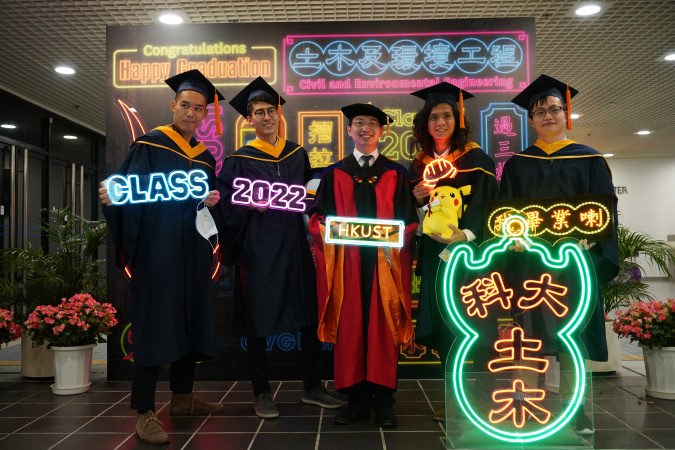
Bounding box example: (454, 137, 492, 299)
(247, 325, 322, 397)
(130, 358, 196, 412)
(343, 381, 396, 409)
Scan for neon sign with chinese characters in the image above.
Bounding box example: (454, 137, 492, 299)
(440, 215, 595, 443)
(231, 177, 307, 212)
(105, 169, 209, 205)
(479, 103, 528, 182)
(486, 194, 614, 241)
(324, 216, 405, 248)
(283, 33, 530, 96)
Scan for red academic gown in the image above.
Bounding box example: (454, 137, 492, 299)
(309, 154, 418, 390)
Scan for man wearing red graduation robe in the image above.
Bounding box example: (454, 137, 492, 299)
(309, 104, 418, 428)
(99, 69, 225, 445)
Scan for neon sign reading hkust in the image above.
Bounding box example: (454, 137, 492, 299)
(106, 169, 209, 205)
(441, 215, 594, 443)
(324, 216, 405, 248)
(231, 177, 307, 212)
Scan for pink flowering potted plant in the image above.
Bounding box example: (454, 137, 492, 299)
(613, 298, 675, 399)
(24, 293, 118, 395)
(0, 308, 23, 346)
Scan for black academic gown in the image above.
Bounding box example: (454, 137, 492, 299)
(214, 138, 317, 338)
(104, 126, 218, 368)
(408, 144, 499, 353)
(500, 139, 619, 361)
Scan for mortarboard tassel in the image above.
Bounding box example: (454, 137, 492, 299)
(566, 84, 572, 131)
(214, 94, 222, 136)
(386, 116, 391, 135)
(459, 90, 465, 129)
(277, 94, 283, 139)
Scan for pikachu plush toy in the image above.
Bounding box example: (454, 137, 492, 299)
(422, 185, 472, 239)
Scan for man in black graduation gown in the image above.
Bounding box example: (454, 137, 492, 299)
(99, 69, 225, 445)
(500, 74, 619, 435)
(213, 77, 342, 419)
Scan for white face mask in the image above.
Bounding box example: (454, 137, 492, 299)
(196, 200, 218, 250)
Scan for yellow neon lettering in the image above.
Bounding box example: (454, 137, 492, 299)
(381, 226, 393, 239)
(338, 222, 348, 238)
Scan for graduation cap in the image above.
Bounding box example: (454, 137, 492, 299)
(410, 82, 475, 129)
(229, 77, 286, 137)
(341, 103, 394, 135)
(511, 74, 578, 130)
(165, 69, 225, 135)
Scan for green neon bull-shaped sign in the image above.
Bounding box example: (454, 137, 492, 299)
(440, 215, 596, 444)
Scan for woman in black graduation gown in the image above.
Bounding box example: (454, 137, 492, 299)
(407, 83, 499, 420)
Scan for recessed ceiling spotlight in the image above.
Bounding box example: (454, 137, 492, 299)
(159, 13, 183, 24)
(55, 66, 75, 75)
(1, 124, 17, 129)
(604, 153, 614, 157)
(665, 53, 675, 61)
(636, 130, 651, 135)
(575, 4, 602, 16)
(570, 113, 580, 119)
(63, 135, 78, 139)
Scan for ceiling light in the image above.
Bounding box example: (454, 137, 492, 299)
(665, 53, 675, 61)
(55, 66, 75, 75)
(159, 13, 183, 24)
(575, 4, 602, 15)
(604, 153, 614, 157)
(1, 124, 17, 129)
(570, 113, 580, 119)
(64, 135, 78, 139)
(636, 130, 651, 135)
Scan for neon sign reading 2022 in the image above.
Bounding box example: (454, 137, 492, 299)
(105, 169, 209, 205)
(231, 177, 307, 212)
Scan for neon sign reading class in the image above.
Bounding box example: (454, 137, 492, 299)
(423, 158, 458, 187)
(440, 215, 594, 443)
(231, 177, 307, 212)
(324, 216, 405, 248)
(105, 169, 209, 205)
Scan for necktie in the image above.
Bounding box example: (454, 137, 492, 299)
(361, 154, 373, 167)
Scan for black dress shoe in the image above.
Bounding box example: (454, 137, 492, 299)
(374, 406, 397, 428)
(334, 405, 370, 425)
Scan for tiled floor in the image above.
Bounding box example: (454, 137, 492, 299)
(1, 370, 674, 449)
(1, 280, 673, 449)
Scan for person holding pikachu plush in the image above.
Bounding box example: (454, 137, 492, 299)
(407, 83, 499, 422)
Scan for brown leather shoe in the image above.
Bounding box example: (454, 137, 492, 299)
(136, 411, 169, 445)
(170, 392, 224, 415)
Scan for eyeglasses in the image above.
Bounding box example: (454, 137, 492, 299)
(351, 120, 380, 129)
(252, 108, 278, 119)
(531, 105, 565, 118)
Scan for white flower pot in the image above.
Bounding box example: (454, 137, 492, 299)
(21, 334, 54, 378)
(587, 321, 623, 373)
(641, 345, 675, 400)
(544, 355, 560, 393)
(51, 344, 95, 395)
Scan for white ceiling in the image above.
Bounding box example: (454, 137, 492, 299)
(0, 0, 673, 158)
